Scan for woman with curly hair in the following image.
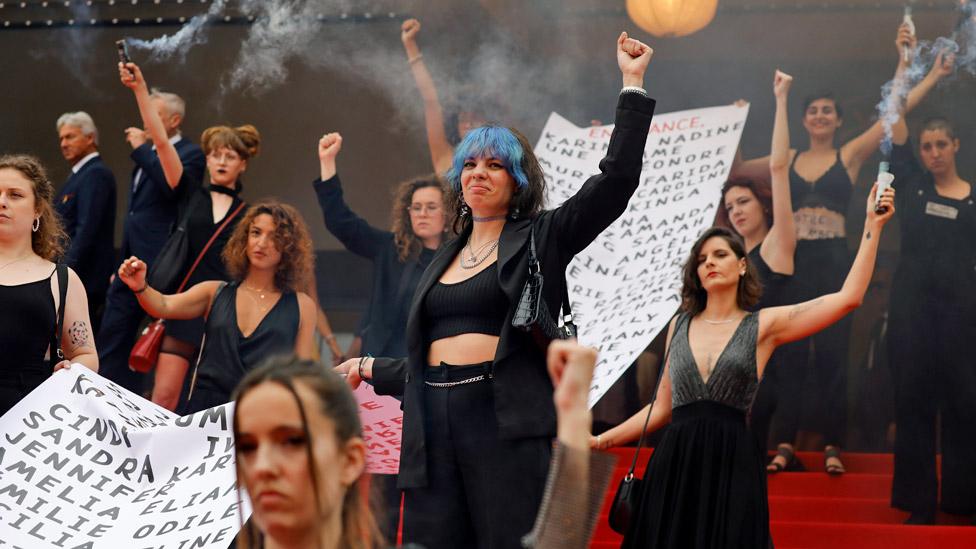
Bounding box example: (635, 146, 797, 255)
(117, 200, 317, 414)
(0, 155, 98, 415)
(313, 132, 448, 540)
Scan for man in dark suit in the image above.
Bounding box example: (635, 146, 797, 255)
(97, 89, 205, 394)
(54, 112, 117, 331)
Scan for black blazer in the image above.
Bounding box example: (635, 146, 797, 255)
(313, 175, 434, 357)
(371, 92, 656, 488)
(120, 137, 205, 261)
(54, 155, 117, 298)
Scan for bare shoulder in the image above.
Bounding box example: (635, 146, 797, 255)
(296, 291, 316, 311)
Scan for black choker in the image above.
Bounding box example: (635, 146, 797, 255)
(472, 214, 507, 222)
(208, 183, 241, 196)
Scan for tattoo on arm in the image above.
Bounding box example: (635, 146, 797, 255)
(866, 231, 872, 240)
(788, 298, 825, 320)
(68, 320, 94, 349)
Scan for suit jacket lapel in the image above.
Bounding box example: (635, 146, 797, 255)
(498, 217, 532, 298)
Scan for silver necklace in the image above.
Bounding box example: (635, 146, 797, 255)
(460, 238, 499, 269)
(0, 252, 32, 272)
(702, 316, 738, 325)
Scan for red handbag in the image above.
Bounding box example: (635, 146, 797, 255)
(128, 201, 247, 372)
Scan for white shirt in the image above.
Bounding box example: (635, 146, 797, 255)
(71, 152, 100, 174)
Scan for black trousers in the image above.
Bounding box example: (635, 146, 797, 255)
(788, 238, 851, 447)
(96, 277, 148, 394)
(890, 298, 976, 516)
(402, 363, 552, 549)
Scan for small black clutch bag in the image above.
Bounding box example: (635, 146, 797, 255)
(512, 224, 577, 342)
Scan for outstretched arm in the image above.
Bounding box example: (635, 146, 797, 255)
(401, 18, 454, 174)
(591, 317, 675, 449)
(116, 257, 220, 320)
(761, 70, 797, 275)
(760, 183, 895, 348)
(119, 62, 183, 190)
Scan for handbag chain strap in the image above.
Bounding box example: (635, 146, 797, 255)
(527, 224, 574, 323)
(174, 201, 247, 293)
(623, 312, 682, 481)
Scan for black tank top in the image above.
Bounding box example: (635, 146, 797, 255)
(747, 244, 791, 310)
(424, 262, 508, 346)
(789, 150, 853, 216)
(195, 282, 300, 396)
(0, 268, 57, 374)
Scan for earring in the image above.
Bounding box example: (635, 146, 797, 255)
(509, 205, 520, 220)
(32, 218, 40, 232)
(459, 198, 470, 218)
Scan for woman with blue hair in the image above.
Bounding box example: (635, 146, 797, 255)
(336, 32, 655, 548)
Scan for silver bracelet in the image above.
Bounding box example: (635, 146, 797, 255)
(621, 85, 648, 97)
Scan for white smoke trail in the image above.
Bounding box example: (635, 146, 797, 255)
(127, 0, 228, 62)
(877, 2, 976, 156)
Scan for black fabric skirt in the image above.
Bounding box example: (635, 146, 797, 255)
(622, 400, 772, 549)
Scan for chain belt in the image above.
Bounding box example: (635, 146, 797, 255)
(424, 373, 490, 388)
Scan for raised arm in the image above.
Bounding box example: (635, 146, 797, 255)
(591, 317, 675, 449)
(119, 62, 183, 189)
(550, 32, 655, 253)
(760, 183, 895, 348)
(314, 132, 391, 259)
(761, 70, 797, 274)
(842, 24, 949, 174)
(117, 256, 220, 320)
(401, 18, 454, 174)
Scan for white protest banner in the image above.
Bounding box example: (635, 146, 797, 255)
(352, 384, 402, 475)
(535, 104, 749, 407)
(0, 367, 250, 548)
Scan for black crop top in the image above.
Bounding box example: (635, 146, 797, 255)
(424, 262, 508, 346)
(789, 150, 853, 215)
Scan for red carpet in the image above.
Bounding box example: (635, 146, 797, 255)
(591, 448, 976, 548)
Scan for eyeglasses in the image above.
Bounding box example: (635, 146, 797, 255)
(407, 204, 442, 215)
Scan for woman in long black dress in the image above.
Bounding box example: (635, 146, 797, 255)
(597, 183, 895, 547)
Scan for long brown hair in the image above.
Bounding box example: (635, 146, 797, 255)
(390, 175, 448, 261)
(232, 356, 384, 549)
(680, 227, 762, 316)
(222, 201, 313, 292)
(0, 155, 66, 260)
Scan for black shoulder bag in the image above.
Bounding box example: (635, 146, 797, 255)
(512, 224, 577, 344)
(147, 191, 202, 294)
(607, 313, 683, 534)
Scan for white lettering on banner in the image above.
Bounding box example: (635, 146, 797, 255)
(535, 105, 749, 407)
(0, 367, 250, 548)
(352, 383, 403, 475)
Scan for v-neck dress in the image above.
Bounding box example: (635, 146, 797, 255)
(622, 312, 772, 549)
(181, 281, 299, 414)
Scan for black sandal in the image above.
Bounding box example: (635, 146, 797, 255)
(767, 443, 804, 473)
(824, 446, 846, 475)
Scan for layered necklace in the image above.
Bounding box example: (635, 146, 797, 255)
(241, 283, 277, 313)
(460, 238, 499, 269)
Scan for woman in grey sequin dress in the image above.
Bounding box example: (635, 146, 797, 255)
(596, 182, 896, 548)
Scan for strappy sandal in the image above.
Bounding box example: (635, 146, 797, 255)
(824, 446, 846, 475)
(767, 443, 804, 473)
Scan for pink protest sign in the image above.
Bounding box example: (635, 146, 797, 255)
(353, 382, 403, 475)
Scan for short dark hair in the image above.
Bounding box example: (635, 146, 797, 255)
(681, 227, 762, 316)
(802, 91, 844, 118)
(919, 117, 957, 141)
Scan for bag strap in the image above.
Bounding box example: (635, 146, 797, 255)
(49, 263, 69, 367)
(175, 201, 247, 293)
(186, 281, 228, 403)
(623, 312, 683, 478)
(528, 224, 574, 323)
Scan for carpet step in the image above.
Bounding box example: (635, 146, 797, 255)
(767, 472, 892, 499)
(770, 520, 976, 548)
